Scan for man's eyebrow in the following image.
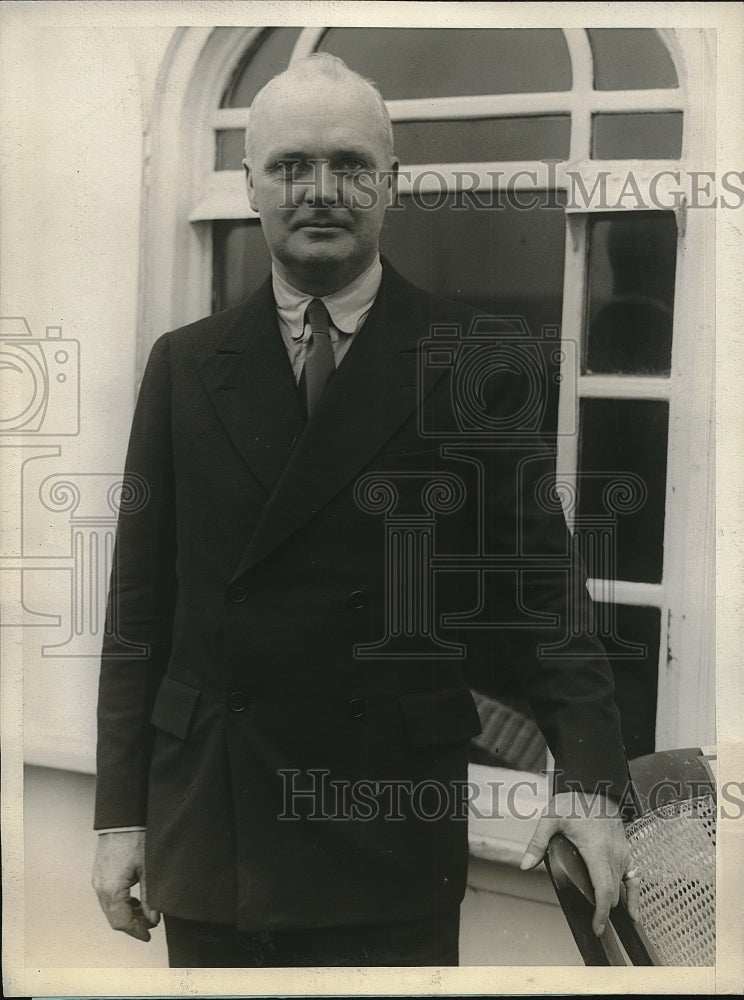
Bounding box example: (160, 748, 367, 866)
(264, 151, 305, 164)
(263, 148, 377, 165)
(331, 148, 375, 162)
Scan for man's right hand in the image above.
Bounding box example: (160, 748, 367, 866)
(92, 830, 160, 941)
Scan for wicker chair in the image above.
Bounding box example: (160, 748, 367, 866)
(546, 747, 716, 966)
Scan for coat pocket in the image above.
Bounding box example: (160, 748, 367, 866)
(150, 675, 201, 740)
(399, 687, 482, 748)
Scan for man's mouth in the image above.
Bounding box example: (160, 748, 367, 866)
(295, 218, 347, 230)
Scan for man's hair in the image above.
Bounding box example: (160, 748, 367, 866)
(243, 52, 394, 164)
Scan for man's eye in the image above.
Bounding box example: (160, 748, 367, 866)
(337, 159, 366, 173)
(275, 160, 302, 178)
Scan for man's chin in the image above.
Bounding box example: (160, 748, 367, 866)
(276, 234, 375, 290)
(286, 238, 354, 272)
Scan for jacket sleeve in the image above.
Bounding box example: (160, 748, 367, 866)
(466, 438, 631, 805)
(94, 333, 177, 829)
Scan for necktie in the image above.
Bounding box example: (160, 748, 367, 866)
(302, 298, 336, 416)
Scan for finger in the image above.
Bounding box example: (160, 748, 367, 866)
(139, 873, 161, 928)
(623, 870, 642, 922)
(103, 897, 152, 942)
(580, 855, 616, 936)
(127, 898, 155, 941)
(520, 815, 558, 870)
(96, 881, 152, 942)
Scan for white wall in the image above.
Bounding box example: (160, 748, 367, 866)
(1, 23, 176, 771)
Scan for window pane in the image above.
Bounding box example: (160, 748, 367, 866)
(381, 191, 566, 440)
(592, 112, 683, 159)
(212, 220, 271, 311)
(221, 27, 302, 107)
(585, 213, 677, 375)
(588, 28, 679, 91)
(318, 28, 572, 98)
(394, 116, 570, 165)
(216, 129, 246, 170)
(601, 604, 660, 759)
(577, 399, 668, 583)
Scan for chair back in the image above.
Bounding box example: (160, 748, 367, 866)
(625, 791, 715, 965)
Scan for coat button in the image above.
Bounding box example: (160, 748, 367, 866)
(229, 584, 248, 604)
(228, 691, 248, 712)
(348, 590, 367, 610)
(346, 697, 366, 719)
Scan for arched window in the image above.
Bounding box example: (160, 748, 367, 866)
(141, 25, 714, 855)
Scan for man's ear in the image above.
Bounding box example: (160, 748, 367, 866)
(385, 159, 400, 209)
(243, 159, 259, 213)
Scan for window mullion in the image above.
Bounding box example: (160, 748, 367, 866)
(554, 29, 593, 538)
(387, 93, 574, 120)
(556, 215, 586, 535)
(563, 28, 594, 162)
(590, 89, 683, 112)
(578, 376, 671, 400)
(587, 579, 664, 606)
(291, 27, 328, 61)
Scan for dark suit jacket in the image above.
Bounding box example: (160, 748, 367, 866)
(95, 261, 629, 932)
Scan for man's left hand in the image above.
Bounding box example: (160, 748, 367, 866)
(520, 791, 641, 937)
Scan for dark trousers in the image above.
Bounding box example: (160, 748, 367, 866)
(164, 908, 460, 967)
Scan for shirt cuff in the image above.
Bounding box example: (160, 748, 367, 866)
(97, 826, 147, 834)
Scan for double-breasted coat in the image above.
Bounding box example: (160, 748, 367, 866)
(95, 262, 629, 931)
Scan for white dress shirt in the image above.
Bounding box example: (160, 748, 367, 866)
(272, 255, 383, 383)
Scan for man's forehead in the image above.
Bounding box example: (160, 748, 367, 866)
(252, 80, 387, 156)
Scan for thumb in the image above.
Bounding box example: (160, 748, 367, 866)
(139, 871, 160, 928)
(520, 814, 558, 870)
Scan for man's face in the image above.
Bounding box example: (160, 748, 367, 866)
(245, 76, 398, 294)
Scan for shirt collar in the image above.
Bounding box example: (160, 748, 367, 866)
(272, 256, 382, 341)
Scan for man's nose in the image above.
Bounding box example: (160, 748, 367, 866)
(304, 160, 340, 208)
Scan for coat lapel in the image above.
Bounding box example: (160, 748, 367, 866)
(198, 278, 305, 495)
(232, 264, 446, 579)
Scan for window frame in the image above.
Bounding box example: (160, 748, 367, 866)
(138, 26, 715, 860)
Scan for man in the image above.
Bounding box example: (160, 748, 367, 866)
(93, 53, 638, 968)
